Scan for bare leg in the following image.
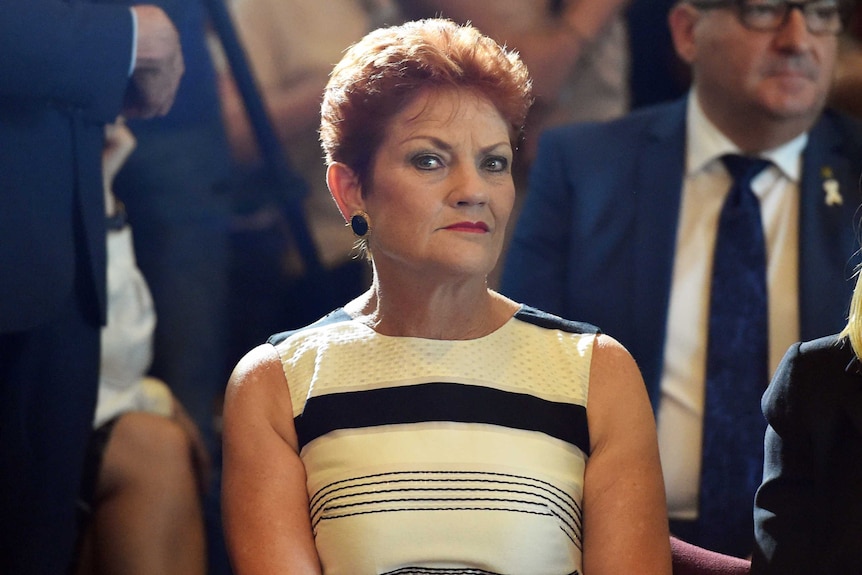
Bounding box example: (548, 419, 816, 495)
(83, 412, 206, 575)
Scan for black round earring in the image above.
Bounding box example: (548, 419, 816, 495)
(350, 211, 370, 237)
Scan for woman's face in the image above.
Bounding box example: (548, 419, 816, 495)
(363, 87, 515, 280)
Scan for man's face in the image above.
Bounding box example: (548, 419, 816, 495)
(671, 2, 839, 129)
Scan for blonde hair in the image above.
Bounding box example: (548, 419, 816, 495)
(840, 268, 862, 356)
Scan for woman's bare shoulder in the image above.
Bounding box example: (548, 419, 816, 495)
(590, 333, 642, 387)
(224, 343, 300, 450)
(229, 343, 284, 387)
(586, 333, 654, 447)
(225, 343, 292, 417)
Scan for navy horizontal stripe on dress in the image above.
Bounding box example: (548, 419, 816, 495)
(295, 382, 590, 455)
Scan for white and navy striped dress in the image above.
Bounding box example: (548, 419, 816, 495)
(268, 305, 598, 575)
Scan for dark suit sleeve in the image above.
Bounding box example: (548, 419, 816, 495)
(500, 128, 573, 315)
(0, 0, 133, 123)
(752, 342, 817, 574)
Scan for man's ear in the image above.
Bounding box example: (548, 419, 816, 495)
(327, 162, 364, 223)
(668, 2, 700, 66)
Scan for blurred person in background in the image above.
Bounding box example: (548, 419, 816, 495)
(398, 0, 631, 166)
(216, 0, 401, 349)
(752, 245, 862, 573)
(503, 0, 862, 557)
(0, 2, 183, 572)
(72, 119, 209, 575)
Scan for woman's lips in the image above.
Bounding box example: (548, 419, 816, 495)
(445, 221, 489, 233)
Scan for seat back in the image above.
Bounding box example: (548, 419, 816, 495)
(671, 536, 751, 575)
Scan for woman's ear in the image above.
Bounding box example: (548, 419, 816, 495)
(327, 162, 364, 223)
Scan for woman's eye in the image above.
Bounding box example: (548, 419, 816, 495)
(413, 154, 443, 170)
(483, 156, 509, 173)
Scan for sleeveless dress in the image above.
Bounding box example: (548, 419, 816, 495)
(269, 305, 599, 575)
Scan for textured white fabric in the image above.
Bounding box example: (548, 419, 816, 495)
(94, 226, 169, 428)
(274, 313, 594, 574)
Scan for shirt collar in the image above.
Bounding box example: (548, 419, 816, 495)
(685, 91, 808, 182)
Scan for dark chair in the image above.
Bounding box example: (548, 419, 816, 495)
(671, 536, 751, 575)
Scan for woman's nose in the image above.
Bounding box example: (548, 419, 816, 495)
(449, 165, 490, 206)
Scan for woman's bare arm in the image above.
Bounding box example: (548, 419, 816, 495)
(581, 334, 672, 574)
(222, 344, 323, 575)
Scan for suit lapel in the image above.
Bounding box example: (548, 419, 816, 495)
(798, 113, 862, 341)
(632, 99, 688, 400)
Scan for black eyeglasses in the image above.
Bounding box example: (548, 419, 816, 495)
(688, 0, 845, 35)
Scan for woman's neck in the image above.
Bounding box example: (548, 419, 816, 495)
(344, 272, 519, 340)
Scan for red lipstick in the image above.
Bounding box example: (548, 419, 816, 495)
(445, 221, 489, 233)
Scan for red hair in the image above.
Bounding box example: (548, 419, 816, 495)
(320, 18, 533, 186)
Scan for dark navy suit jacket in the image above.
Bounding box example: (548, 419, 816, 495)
(501, 97, 862, 408)
(0, 0, 133, 332)
(752, 334, 862, 573)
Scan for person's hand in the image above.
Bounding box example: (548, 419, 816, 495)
(170, 396, 214, 495)
(102, 118, 136, 214)
(124, 5, 184, 119)
(102, 118, 137, 196)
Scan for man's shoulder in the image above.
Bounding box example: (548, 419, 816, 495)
(809, 108, 862, 149)
(542, 99, 685, 143)
(535, 99, 687, 165)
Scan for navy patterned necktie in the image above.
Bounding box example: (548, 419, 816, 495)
(698, 154, 771, 557)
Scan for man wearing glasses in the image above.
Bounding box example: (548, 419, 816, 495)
(502, 0, 862, 558)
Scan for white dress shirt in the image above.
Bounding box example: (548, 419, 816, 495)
(658, 92, 807, 519)
(129, 7, 138, 75)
